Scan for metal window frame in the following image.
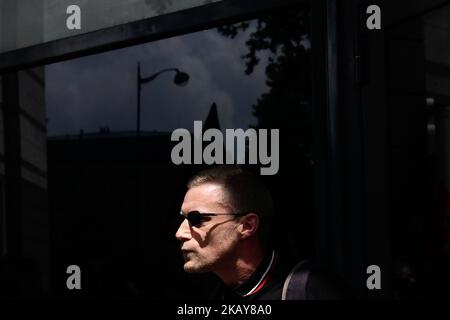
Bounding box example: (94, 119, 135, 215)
(0, 0, 338, 292)
(0, 0, 304, 74)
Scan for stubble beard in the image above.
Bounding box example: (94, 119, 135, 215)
(183, 254, 215, 274)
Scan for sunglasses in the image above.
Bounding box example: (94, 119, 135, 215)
(180, 210, 249, 227)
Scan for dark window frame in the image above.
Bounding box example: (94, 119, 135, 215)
(0, 0, 304, 74)
(0, 0, 337, 289)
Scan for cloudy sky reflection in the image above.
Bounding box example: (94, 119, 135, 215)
(45, 21, 270, 137)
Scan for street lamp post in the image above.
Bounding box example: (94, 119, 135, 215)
(136, 62, 190, 136)
(137, 62, 142, 137)
(134, 62, 190, 258)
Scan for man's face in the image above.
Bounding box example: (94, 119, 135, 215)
(175, 182, 241, 274)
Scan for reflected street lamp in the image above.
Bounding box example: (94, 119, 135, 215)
(137, 62, 190, 136)
(134, 62, 190, 259)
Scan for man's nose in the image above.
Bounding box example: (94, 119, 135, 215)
(175, 218, 192, 242)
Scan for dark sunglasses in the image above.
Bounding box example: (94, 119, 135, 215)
(180, 210, 249, 227)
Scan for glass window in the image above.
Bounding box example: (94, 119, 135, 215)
(386, 3, 450, 299)
(0, 0, 224, 54)
(1, 4, 313, 298)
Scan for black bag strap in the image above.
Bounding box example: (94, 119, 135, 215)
(281, 260, 312, 300)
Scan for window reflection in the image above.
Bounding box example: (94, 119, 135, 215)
(2, 5, 313, 298)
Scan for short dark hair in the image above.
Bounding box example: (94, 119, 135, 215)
(187, 166, 274, 248)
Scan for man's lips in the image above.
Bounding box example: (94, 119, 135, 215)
(181, 249, 194, 260)
(181, 246, 193, 252)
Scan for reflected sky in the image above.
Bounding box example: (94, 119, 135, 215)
(0, 0, 222, 53)
(45, 21, 271, 137)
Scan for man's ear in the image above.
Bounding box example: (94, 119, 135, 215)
(239, 213, 259, 239)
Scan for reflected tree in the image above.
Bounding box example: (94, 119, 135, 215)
(217, 6, 314, 260)
(217, 5, 312, 159)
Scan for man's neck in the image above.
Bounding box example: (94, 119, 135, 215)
(215, 241, 265, 288)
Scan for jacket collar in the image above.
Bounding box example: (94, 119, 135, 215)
(234, 250, 277, 297)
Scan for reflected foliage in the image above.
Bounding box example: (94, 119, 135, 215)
(218, 6, 314, 260)
(218, 6, 312, 157)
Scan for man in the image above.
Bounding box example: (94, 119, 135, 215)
(175, 166, 346, 300)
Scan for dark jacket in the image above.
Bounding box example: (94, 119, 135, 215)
(211, 251, 347, 300)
